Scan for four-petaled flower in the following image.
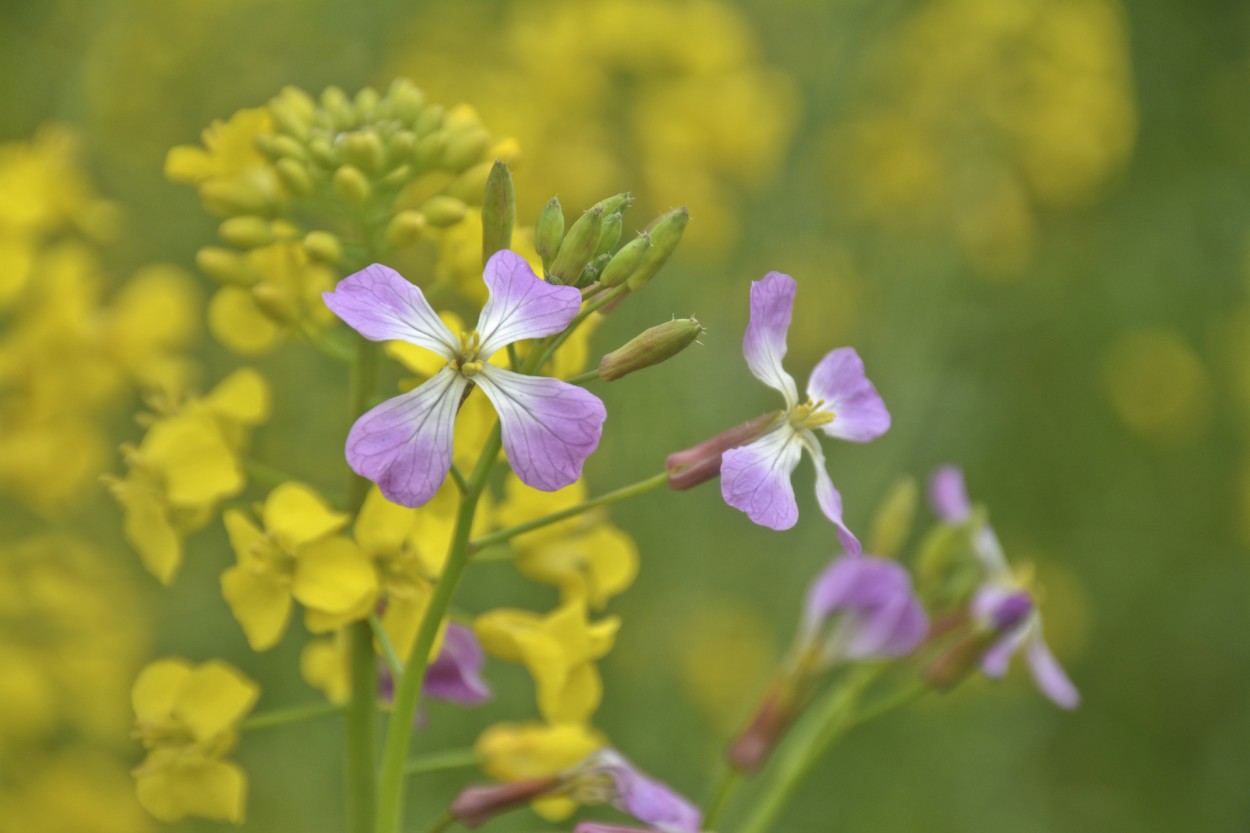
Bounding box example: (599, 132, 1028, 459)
(721, 272, 890, 550)
(323, 251, 607, 507)
(929, 465, 1079, 709)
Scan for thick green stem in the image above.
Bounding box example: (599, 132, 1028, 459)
(374, 425, 504, 833)
(240, 701, 346, 731)
(346, 338, 381, 833)
(468, 471, 668, 555)
(737, 668, 923, 833)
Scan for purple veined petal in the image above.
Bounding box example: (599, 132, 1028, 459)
(720, 426, 803, 531)
(800, 431, 861, 554)
(804, 557, 900, 633)
(803, 556, 928, 660)
(475, 250, 583, 357)
(843, 583, 929, 659)
(742, 272, 800, 408)
(424, 622, 492, 706)
(345, 367, 468, 507)
(584, 750, 703, 833)
(323, 264, 457, 355)
(806, 347, 890, 443)
(473, 364, 606, 491)
(1026, 627, 1080, 709)
(928, 464, 972, 522)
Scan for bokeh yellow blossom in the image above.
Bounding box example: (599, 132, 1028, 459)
(475, 721, 607, 821)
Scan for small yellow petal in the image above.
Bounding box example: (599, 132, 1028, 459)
(221, 565, 292, 651)
(132, 659, 193, 724)
(263, 482, 349, 549)
(135, 756, 248, 823)
(291, 536, 377, 616)
(208, 286, 281, 355)
(142, 411, 242, 507)
(300, 635, 350, 705)
(204, 367, 272, 426)
(175, 661, 259, 742)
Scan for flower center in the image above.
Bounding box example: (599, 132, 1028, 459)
(449, 330, 485, 377)
(788, 398, 834, 431)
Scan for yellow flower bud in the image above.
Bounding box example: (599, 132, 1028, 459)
(320, 85, 355, 130)
(251, 283, 299, 323)
(196, 247, 254, 286)
(443, 128, 491, 172)
(308, 137, 337, 168)
(385, 131, 417, 168)
(412, 131, 447, 173)
(379, 164, 413, 189)
(414, 105, 445, 137)
(446, 161, 492, 201)
(304, 231, 343, 264)
(332, 165, 370, 205)
(341, 131, 384, 174)
(385, 211, 428, 248)
(353, 86, 380, 121)
(219, 216, 275, 249)
(199, 177, 272, 216)
(271, 135, 306, 161)
(420, 195, 468, 228)
(386, 78, 426, 122)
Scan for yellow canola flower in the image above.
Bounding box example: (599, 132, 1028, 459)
(300, 629, 353, 706)
(0, 748, 153, 833)
(165, 107, 283, 217)
(131, 658, 259, 824)
(475, 721, 607, 822)
(476, 601, 619, 724)
(498, 474, 638, 609)
(221, 482, 378, 651)
(109, 369, 270, 584)
(207, 240, 336, 355)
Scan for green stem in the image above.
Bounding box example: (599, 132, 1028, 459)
(346, 338, 381, 833)
(737, 668, 923, 833)
(374, 424, 504, 833)
(240, 701, 346, 731)
(404, 747, 479, 777)
(369, 613, 403, 678)
(564, 368, 601, 386)
(468, 471, 668, 555)
(703, 767, 743, 831)
(419, 811, 457, 833)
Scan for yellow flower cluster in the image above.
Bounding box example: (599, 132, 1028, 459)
(832, 0, 1137, 278)
(0, 536, 152, 833)
(386, 0, 800, 249)
(166, 81, 518, 354)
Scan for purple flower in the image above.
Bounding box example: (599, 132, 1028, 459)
(802, 555, 929, 662)
(929, 465, 1080, 710)
(323, 252, 607, 507)
(571, 750, 702, 833)
(379, 623, 492, 712)
(720, 272, 890, 551)
(575, 825, 664, 833)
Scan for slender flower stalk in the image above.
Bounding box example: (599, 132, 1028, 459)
(239, 701, 347, 732)
(468, 471, 669, 554)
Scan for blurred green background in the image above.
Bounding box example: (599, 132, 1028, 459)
(2, 0, 1248, 831)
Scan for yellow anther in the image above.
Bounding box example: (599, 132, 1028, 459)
(460, 360, 485, 377)
(788, 398, 835, 430)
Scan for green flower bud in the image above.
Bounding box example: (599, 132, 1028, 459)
(445, 161, 492, 202)
(271, 135, 307, 161)
(379, 164, 413, 189)
(308, 137, 337, 169)
(196, 247, 254, 286)
(576, 252, 612, 287)
(591, 192, 633, 217)
(332, 165, 370, 205)
(867, 477, 919, 559)
(594, 211, 623, 257)
(320, 86, 355, 130)
(549, 206, 603, 285)
(481, 161, 515, 263)
(385, 131, 417, 168)
(414, 105, 445, 137)
(385, 211, 428, 249)
(219, 216, 275, 249)
(534, 197, 564, 270)
(275, 158, 314, 197)
(341, 131, 384, 174)
(386, 79, 426, 123)
(598, 232, 651, 288)
(304, 231, 343, 264)
(443, 128, 491, 172)
(626, 206, 688, 291)
(599, 318, 703, 381)
(252, 284, 299, 323)
(418, 195, 467, 228)
(412, 132, 447, 173)
(269, 101, 310, 140)
(353, 87, 380, 121)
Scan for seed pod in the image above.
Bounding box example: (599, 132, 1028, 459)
(548, 206, 602, 285)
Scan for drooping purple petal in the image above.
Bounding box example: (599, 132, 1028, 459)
(802, 556, 928, 660)
(742, 272, 799, 408)
(323, 264, 457, 355)
(800, 432, 861, 555)
(582, 750, 702, 833)
(1026, 629, 1080, 709)
(424, 622, 492, 706)
(806, 347, 890, 443)
(473, 365, 606, 491)
(345, 367, 468, 507)
(475, 250, 583, 357)
(928, 465, 972, 522)
(720, 427, 802, 531)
